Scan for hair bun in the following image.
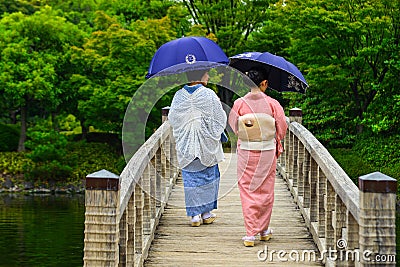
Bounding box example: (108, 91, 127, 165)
(246, 68, 267, 86)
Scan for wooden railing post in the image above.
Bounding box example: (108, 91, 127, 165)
(134, 183, 143, 259)
(162, 106, 170, 123)
(297, 142, 305, 197)
(126, 197, 135, 266)
(142, 165, 152, 236)
(317, 169, 326, 238)
(150, 158, 157, 218)
(309, 158, 318, 222)
(325, 181, 335, 255)
(119, 210, 127, 267)
(289, 107, 302, 124)
(156, 147, 162, 208)
(84, 169, 120, 267)
(162, 106, 179, 183)
(359, 172, 397, 266)
(289, 108, 303, 188)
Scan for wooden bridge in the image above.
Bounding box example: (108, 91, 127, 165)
(83, 109, 397, 266)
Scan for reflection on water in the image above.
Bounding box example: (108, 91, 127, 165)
(0, 194, 84, 267)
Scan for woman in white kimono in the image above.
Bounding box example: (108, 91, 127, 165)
(168, 70, 227, 226)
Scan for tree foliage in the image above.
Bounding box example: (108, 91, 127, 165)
(281, 0, 400, 144)
(182, 0, 278, 55)
(70, 11, 176, 134)
(0, 7, 86, 151)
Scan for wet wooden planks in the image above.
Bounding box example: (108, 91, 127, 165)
(144, 153, 323, 266)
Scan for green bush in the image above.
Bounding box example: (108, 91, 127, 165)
(65, 141, 124, 181)
(0, 152, 32, 175)
(330, 134, 400, 197)
(24, 130, 72, 182)
(353, 134, 400, 180)
(25, 161, 73, 182)
(0, 124, 20, 152)
(328, 148, 374, 185)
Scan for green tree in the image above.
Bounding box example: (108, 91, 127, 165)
(100, 0, 175, 23)
(182, 0, 278, 55)
(25, 128, 72, 182)
(361, 56, 400, 134)
(0, 6, 86, 151)
(243, 13, 291, 57)
(181, 0, 280, 109)
(282, 0, 400, 145)
(70, 11, 176, 135)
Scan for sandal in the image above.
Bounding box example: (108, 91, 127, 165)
(191, 215, 201, 227)
(260, 228, 273, 241)
(202, 213, 217, 224)
(242, 236, 255, 247)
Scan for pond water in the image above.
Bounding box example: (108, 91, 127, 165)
(0, 194, 84, 267)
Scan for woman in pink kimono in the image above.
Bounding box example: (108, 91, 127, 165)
(228, 67, 288, 247)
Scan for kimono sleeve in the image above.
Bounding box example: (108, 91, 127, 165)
(271, 99, 288, 157)
(228, 100, 241, 134)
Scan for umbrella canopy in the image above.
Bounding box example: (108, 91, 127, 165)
(229, 52, 308, 93)
(146, 36, 229, 78)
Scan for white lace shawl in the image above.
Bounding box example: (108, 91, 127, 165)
(168, 86, 227, 169)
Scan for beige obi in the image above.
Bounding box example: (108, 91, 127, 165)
(237, 113, 276, 150)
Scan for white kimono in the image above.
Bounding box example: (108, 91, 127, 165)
(168, 85, 226, 169)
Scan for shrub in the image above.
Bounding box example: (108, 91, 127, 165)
(0, 152, 32, 175)
(26, 160, 73, 182)
(331, 134, 400, 197)
(353, 134, 400, 180)
(65, 141, 123, 181)
(328, 148, 374, 185)
(24, 130, 72, 182)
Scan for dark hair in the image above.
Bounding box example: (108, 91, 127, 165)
(246, 67, 269, 87)
(186, 70, 208, 83)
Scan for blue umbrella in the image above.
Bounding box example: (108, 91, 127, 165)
(146, 36, 229, 78)
(229, 52, 308, 93)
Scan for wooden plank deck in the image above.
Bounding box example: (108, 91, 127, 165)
(144, 153, 323, 266)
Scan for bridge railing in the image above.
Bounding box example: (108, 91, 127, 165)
(278, 108, 397, 266)
(83, 111, 178, 267)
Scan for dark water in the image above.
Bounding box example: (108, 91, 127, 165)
(0, 194, 84, 267)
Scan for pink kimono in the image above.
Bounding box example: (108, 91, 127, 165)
(228, 92, 288, 237)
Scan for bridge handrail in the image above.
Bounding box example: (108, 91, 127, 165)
(119, 120, 170, 222)
(288, 119, 360, 221)
(83, 117, 178, 267)
(277, 109, 396, 266)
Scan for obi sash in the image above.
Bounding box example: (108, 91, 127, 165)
(237, 113, 276, 150)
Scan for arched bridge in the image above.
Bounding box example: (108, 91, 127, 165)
(83, 108, 397, 267)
